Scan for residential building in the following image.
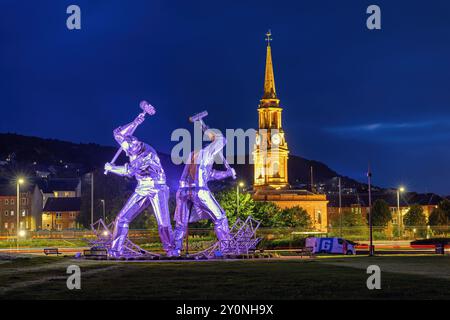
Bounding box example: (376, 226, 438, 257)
(42, 197, 81, 230)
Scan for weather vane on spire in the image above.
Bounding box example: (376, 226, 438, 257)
(265, 30, 272, 46)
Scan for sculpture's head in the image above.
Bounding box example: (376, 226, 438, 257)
(121, 136, 142, 156)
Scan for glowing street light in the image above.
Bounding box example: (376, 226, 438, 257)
(397, 186, 405, 238)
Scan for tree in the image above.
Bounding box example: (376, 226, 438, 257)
(331, 209, 366, 227)
(215, 189, 255, 225)
(438, 199, 450, 220)
(253, 201, 281, 227)
(403, 205, 427, 227)
(370, 199, 392, 227)
(273, 206, 312, 229)
(428, 208, 448, 226)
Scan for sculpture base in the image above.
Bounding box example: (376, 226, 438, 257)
(87, 216, 262, 260)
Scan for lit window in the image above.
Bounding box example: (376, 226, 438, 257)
(22, 210, 26, 217)
(56, 212, 62, 219)
(10, 211, 14, 216)
(10, 199, 14, 205)
(4, 223, 8, 229)
(316, 210, 322, 224)
(4, 199, 8, 205)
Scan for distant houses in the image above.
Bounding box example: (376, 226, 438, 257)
(0, 178, 81, 233)
(42, 197, 81, 230)
(327, 192, 442, 227)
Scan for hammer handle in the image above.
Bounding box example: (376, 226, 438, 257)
(198, 119, 235, 178)
(104, 111, 146, 175)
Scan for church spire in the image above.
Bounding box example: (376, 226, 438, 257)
(263, 30, 277, 100)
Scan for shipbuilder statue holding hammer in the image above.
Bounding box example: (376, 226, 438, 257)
(173, 111, 236, 256)
(104, 101, 175, 257)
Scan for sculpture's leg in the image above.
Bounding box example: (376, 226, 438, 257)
(149, 185, 175, 255)
(195, 189, 231, 248)
(173, 189, 190, 255)
(110, 192, 148, 257)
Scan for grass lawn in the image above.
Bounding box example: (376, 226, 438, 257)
(1, 255, 450, 299)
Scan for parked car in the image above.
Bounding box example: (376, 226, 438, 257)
(306, 237, 356, 255)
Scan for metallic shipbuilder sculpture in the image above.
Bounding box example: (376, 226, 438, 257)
(89, 102, 261, 260)
(173, 111, 236, 256)
(103, 101, 175, 257)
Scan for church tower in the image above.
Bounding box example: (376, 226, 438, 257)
(253, 30, 289, 190)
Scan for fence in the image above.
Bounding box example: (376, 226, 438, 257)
(1, 226, 450, 250)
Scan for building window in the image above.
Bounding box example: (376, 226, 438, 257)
(4, 211, 8, 216)
(10, 199, 14, 205)
(4, 199, 8, 205)
(57, 224, 62, 231)
(4, 223, 8, 229)
(10, 223, 14, 229)
(21, 198, 27, 205)
(56, 213, 62, 219)
(10, 210, 14, 216)
(69, 212, 76, 218)
(316, 210, 322, 224)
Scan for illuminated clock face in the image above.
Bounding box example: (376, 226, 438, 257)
(271, 133, 281, 145)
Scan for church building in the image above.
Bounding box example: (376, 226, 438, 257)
(252, 31, 328, 231)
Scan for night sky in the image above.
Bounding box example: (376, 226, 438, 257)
(2, 1, 450, 194)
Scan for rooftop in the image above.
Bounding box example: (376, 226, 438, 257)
(43, 197, 81, 212)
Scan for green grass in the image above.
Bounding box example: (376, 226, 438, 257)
(1, 255, 450, 299)
(0, 239, 88, 248)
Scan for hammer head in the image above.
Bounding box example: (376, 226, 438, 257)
(189, 110, 208, 123)
(139, 100, 156, 116)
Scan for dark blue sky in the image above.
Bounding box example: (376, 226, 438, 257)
(2, 0, 450, 194)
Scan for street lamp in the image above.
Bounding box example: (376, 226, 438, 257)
(236, 181, 245, 216)
(337, 177, 342, 237)
(100, 199, 106, 222)
(367, 165, 374, 256)
(397, 186, 405, 239)
(16, 177, 25, 251)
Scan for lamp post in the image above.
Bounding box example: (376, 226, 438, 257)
(397, 186, 405, 239)
(16, 178, 24, 251)
(367, 165, 374, 256)
(91, 172, 94, 226)
(100, 199, 106, 222)
(338, 177, 342, 237)
(236, 181, 245, 216)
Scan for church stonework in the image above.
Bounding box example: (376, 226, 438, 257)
(252, 31, 328, 231)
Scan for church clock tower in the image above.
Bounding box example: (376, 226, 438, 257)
(253, 31, 289, 190)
